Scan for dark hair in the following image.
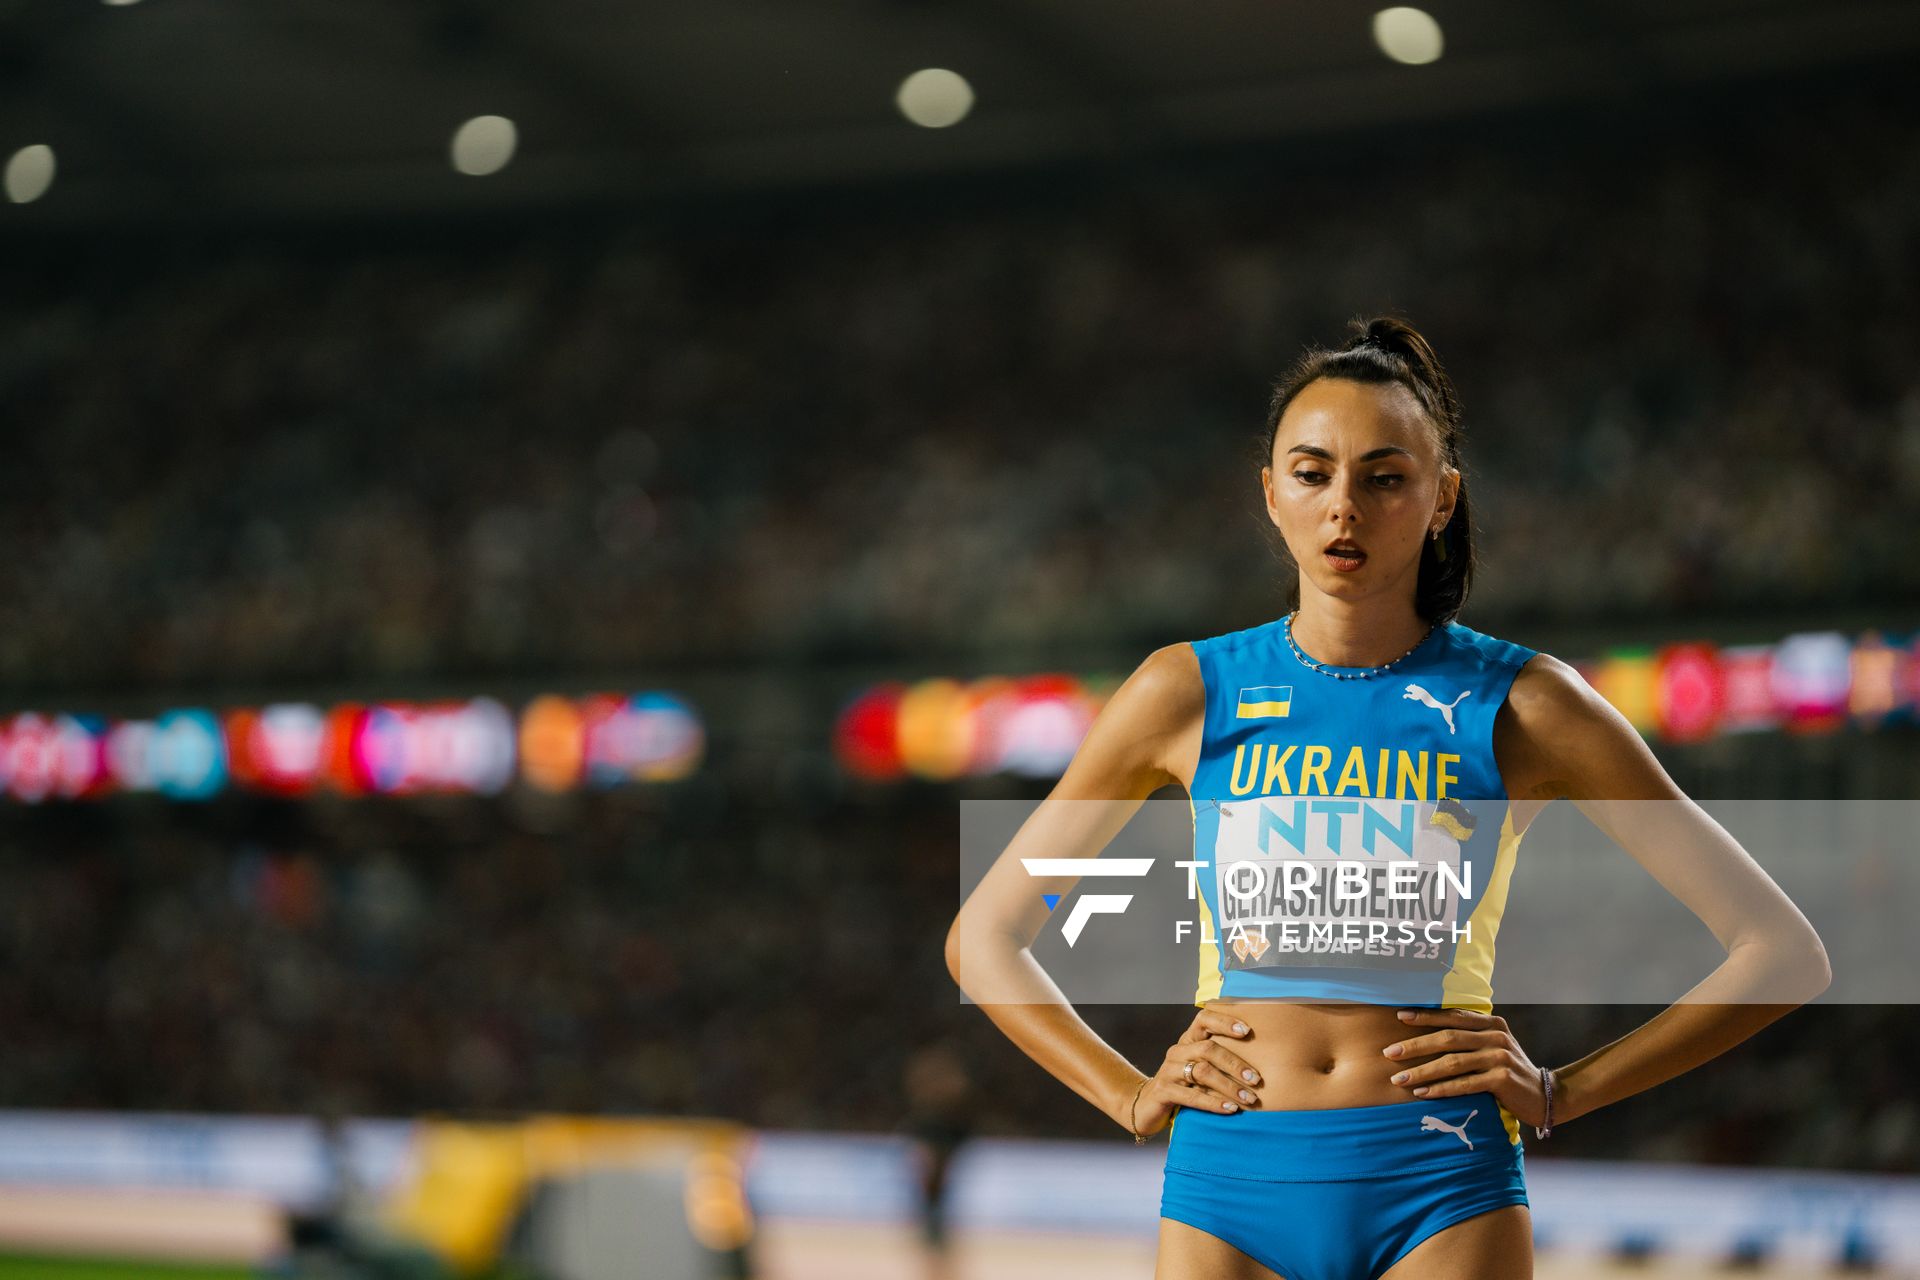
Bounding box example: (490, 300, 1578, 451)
(1261, 314, 1475, 626)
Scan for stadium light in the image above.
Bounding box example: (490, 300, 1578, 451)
(451, 115, 518, 176)
(1373, 7, 1445, 65)
(896, 68, 974, 128)
(5, 144, 55, 204)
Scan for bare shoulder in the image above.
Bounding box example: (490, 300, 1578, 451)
(1051, 641, 1205, 799)
(1503, 651, 1591, 722)
(1495, 651, 1684, 803)
(1127, 641, 1206, 717)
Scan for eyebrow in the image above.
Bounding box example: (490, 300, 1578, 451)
(1286, 444, 1415, 462)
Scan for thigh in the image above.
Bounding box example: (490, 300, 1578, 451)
(1156, 1216, 1290, 1280)
(1377, 1203, 1533, 1280)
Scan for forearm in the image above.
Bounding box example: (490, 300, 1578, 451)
(949, 929, 1147, 1132)
(1553, 937, 1829, 1125)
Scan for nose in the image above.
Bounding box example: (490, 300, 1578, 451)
(1326, 472, 1364, 524)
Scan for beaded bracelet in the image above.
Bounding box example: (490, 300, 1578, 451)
(1128, 1076, 1152, 1145)
(1536, 1065, 1556, 1139)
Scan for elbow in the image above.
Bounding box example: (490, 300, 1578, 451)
(1740, 925, 1831, 1004)
(944, 913, 965, 985)
(1803, 930, 1833, 1000)
(946, 905, 1022, 987)
(1787, 919, 1832, 1002)
(945, 906, 982, 985)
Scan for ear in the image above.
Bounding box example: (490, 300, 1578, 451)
(1435, 465, 1461, 527)
(1260, 464, 1281, 526)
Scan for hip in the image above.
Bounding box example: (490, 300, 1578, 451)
(1165, 1089, 1525, 1181)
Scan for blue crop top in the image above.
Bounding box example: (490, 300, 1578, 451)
(1185, 612, 1539, 1012)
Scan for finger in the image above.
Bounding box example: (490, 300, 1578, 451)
(1187, 1081, 1248, 1113)
(1186, 1009, 1252, 1042)
(1198, 1039, 1264, 1088)
(1175, 1051, 1260, 1108)
(1162, 1069, 1244, 1113)
(1384, 1026, 1493, 1060)
(1397, 1008, 1499, 1028)
(1405, 1067, 1504, 1099)
(1391, 1050, 1501, 1089)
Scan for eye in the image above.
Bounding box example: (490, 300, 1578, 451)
(1372, 474, 1405, 487)
(1291, 470, 1327, 484)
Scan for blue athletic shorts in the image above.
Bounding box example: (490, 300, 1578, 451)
(1159, 1091, 1529, 1280)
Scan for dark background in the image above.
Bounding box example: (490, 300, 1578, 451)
(2, 0, 1916, 1177)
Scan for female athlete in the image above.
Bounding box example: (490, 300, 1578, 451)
(946, 314, 1831, 1279)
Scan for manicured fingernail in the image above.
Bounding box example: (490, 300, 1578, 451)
(1242, 1069, 1258, 1083)
(1239, 1090, 1254, 1103)
(1223, 1101, 1239, 1111)
(1392, 1072, 1409, 1084)
(1384, 1044, 1403, 1057)
(1397, 1010, 1416, 1020)
(1234, 1022, 1248, 1034)
(1412, 1087, 1428, 1096)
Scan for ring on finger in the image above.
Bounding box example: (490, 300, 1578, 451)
(1182, 1060, 1196, 1084)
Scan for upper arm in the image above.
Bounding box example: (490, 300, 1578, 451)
(1497, 652, 1685, 805)
(945, 643, 1204, 961)
(1049, 641, 1205, 802)
(1497, 654, 1829, 973)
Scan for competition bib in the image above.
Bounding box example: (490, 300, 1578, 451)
(1206, 796, 1481, 972)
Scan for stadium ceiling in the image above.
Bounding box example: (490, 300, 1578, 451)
(3, 0, 1917, 226)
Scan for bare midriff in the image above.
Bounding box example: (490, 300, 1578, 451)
(1203, 999, 1461, 1110)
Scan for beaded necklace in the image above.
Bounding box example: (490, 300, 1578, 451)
(1281, 610, 1437, 680)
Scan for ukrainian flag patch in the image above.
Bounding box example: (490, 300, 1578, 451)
(1429, 796, 1478, 841)
(1235, 685, 1292, 719)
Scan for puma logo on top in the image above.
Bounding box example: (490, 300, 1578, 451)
(1402, 683, 1471, 734)
(1419, 1109, 1478, 1148)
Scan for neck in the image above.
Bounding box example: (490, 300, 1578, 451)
(1289, 598, 1433, 668)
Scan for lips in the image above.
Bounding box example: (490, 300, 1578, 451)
(1323, 541, 1368, 572)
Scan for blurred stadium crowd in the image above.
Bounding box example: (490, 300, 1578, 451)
(2, 62, 1917, 1193)
(4, 82, 1919, 693)
(0, 789, 1914, 1175)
